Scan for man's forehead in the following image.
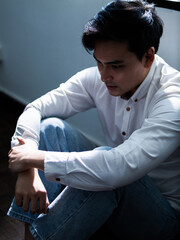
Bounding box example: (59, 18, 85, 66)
(93, 53, 124, 65)
(93, 40, 131, 63)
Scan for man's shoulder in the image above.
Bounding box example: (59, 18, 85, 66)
(145, 56, 180, 103)
(77, 66, 100, 79)
(155, 55, 180, 76)
(153, 55, 180, 86)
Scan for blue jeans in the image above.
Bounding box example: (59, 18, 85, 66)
(7, 118, 180, 240)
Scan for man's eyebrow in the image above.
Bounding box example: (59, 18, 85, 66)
(93, 54, 124, 65)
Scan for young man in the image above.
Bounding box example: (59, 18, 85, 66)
(8, 1, 180, 239)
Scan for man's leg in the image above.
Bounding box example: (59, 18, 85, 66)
(29, 175, 180, 240)
(30, 135, 180, 240)
(7, 118, 97, 232)
(30, 187, 118, 240)
(8, 118, 180, 239)
(105, 175, 180, 240)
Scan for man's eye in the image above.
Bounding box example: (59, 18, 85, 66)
(112, 65, 123, 69)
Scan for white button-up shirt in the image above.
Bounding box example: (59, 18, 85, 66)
(12, 55, 180, 211)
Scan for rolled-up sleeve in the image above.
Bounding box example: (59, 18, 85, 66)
(11, 67, 98, 148)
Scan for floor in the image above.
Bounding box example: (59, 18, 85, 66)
(0, 91, 25, 239)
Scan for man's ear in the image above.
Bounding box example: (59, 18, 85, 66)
(144, 47, 155, 68)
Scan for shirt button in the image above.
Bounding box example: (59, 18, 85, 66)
(56, 178, 61, 182)
(126, 107, 130, 111)
(122, 131, 126, 136)
(134, 98, 138, 102)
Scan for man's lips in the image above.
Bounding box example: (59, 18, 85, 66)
(106, 85, 117, 90)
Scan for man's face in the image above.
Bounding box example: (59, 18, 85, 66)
(94, 41, 150, 99)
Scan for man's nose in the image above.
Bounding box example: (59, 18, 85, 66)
(100, 68, 112, 82)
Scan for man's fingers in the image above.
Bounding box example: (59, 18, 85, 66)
(38, 197, 46, 214)
(22, 195, 30, 212)
(38, 193, 50, 214)
(8, 137, 26, 157)
(8, 148, 13, 156)
(14, 170, 48, 214)
(29, 192, 49, 214)
(15, 193, 23, 207)
(30, 196, 39, 214)
(45, 194, 50, 213)
(17, 137, 26, 145)
(16, 192, 30, 212)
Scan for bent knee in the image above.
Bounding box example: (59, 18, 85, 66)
(40, 117, 65, 132)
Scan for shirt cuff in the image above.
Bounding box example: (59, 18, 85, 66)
(44, 151, 69, 183)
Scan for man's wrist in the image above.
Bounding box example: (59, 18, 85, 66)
(18, 168, 35, 178)
(27, 150, 45, 171)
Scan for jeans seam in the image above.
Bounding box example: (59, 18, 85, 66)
(47, 191, 96, 240)
(7, 209, 35, 224)
(30, 225, 42, 240)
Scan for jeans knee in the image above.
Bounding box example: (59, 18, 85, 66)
(40, 117, 66, 135)
(39, 117, 68, 151)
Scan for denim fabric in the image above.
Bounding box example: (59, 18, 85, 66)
(7, 118, 97, 224)
(7, 118, 180, 240)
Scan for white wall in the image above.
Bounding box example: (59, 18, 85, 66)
(0, 0, 110, 145)
(0, 0, 110, 103)
(157, 7, 180, 71)
(0, 1, 180, 145)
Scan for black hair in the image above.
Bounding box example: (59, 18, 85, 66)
(82, 0, 163, 60)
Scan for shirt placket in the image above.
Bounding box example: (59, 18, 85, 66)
(121, 102, 132, 140)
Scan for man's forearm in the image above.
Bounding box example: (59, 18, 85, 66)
(8, 147, 45, 173)
(26, 150, 45, 171)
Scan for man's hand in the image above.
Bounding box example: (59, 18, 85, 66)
(8, 146, 30, 173)
(9, 137, 49, 214)
(8, 137, 30, 173)
(8, 137, 45, 173)
(16, 168, 49, 214)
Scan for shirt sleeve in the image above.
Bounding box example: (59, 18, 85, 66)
(44, 86, 180, 191)
(11, 68, 98, 147)
(27, 68, 97, 119)
(11, 107, 41, 149)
